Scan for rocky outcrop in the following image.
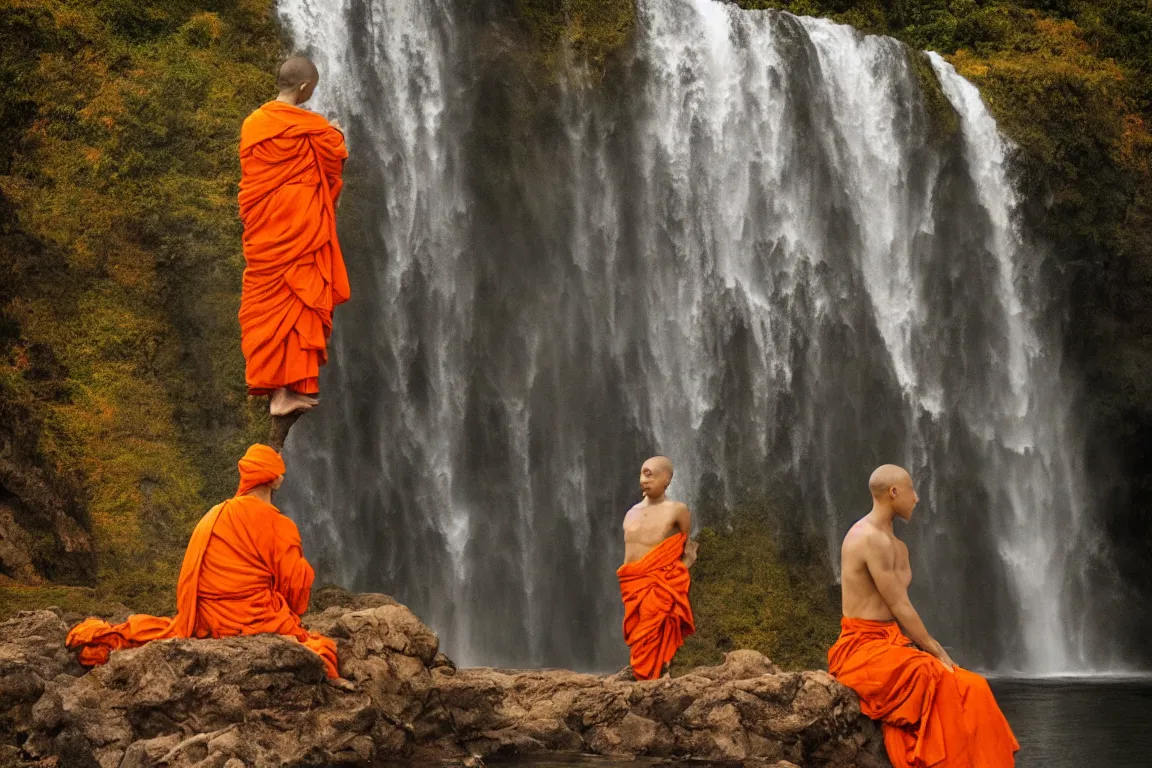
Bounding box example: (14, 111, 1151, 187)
(1, 589, 886, 767)
(0, 608, 86, 766)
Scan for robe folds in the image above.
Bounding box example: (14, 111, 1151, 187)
(617, 532, 695, 680)
(238, 100, 349, 396)
(66, 494, 337, 679)
(829, 617, 1018, 768)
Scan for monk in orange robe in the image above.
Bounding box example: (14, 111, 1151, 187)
(829, 465, 1018, 767)
(617, 456, 697, 680)
(66, 445, 339, 679)
(238, 56, 350, 417)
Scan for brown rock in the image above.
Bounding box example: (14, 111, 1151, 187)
(0, 507, 40, 583)
(0, 609, 84, 751)
(1, 593, 885, 767)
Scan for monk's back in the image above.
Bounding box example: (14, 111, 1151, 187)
(195, 496, 313, 638)
(199, 498, 278, 595)
(840, 518, 908, 621)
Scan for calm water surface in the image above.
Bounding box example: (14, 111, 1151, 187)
(991, 678, 1152, 768)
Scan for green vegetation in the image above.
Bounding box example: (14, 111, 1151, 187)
(515, 0, 637, 73)
(0, 0, 278, 614)
(675, 504, 841, 673)
(0, 582, 130, 622)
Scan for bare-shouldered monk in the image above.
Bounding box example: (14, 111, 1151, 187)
(839, 465, 954, 667)
(829, 465, 1018, 768)
(616, 456, 696, 679)
(622, 456, 697, 567)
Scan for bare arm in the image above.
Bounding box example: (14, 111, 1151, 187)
(676, 504, 697, 568)
(864, 534, 954, 670)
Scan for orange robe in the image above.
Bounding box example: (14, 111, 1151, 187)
(617, 532, 695, 680)
(238, 100, 350, 396)
(66, 496, 338, 678)
(829, 618, 1018, 768)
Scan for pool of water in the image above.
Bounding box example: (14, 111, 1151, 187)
(990, 677, 1152, 768)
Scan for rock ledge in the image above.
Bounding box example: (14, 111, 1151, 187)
(0, 589, 886, 767)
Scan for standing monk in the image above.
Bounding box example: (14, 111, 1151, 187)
(829, 465, 1018, 768)
(617, 456, 697, 680)
(239, 56, 349, 417)
(66, 445, 340, 680)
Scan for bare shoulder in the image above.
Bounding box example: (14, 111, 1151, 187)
(667, 500, 690, 524)
(843, 519, 893, 556)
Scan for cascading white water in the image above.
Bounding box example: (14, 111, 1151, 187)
(276, 0, 1122, 673)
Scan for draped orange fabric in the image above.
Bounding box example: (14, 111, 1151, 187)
(616, 532, 695, 680)
(65, 495, 337, 678)
(829, 618, 1018, 768)
(238, 100, 349, 396)
(236, 443, 286, 496)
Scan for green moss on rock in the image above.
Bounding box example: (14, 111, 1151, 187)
(907, 48, 961, 145)
(515, 0, 636, 74)
(676, 505, 842, 673)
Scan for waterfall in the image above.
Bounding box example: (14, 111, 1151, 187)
(275, 0, 1124, 674)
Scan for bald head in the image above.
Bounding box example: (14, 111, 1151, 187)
(646, 456, 673, 478)
(640, 456, 674, 500)
(868, 464, 919, 520)
(869, 464, 911, 498)
(277, 56, 319, 92)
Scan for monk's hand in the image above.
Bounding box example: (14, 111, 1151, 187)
(934, 647, 957, 672)
(681, 539, 699, 568)
(330, 117, 344, 133)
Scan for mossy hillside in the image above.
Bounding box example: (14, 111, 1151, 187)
(0, 0, 277, 612)
(675, 503, 842, 673)
(0, 581, 131, 622)
(515, 0, 637, 73)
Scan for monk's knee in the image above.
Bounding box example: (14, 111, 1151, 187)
(955, 668, 995, 700)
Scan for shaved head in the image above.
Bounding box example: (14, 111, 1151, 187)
(277, 56, 319, 92)
(869, 464, 911, 498)
(868, 464, 919, 521)
(639, 456, 674, 501)
(645, 455, 674, 479)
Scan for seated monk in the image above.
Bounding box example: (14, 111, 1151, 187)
(239, 56, 350, 417)
(828, 465, 1019, 767)
(617, 456, 697, 680)
(66, 445, 339, 680)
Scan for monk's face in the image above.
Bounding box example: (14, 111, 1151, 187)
(892, 477, 919, 521)
(640, 460, 671, 499)
(271, 474, 285, 491)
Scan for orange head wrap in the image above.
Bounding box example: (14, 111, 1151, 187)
(236, 444, 286, 496)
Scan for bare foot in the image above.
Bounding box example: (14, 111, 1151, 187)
(269, 387, 319, 417)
